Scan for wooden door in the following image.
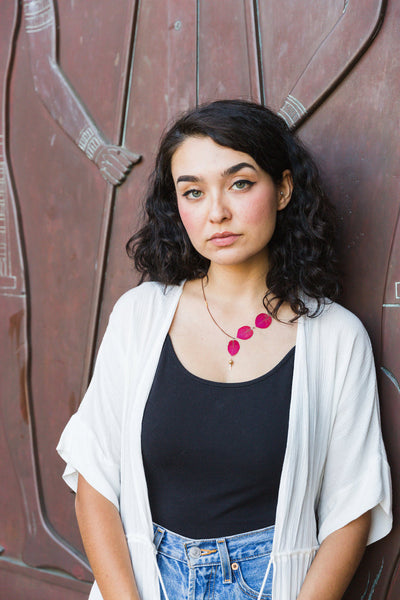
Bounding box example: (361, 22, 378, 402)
(0, 1, 398, 598)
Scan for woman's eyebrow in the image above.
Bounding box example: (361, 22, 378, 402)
(223, 162, 257, 176)
(176, 162, 256, 184)
(176, 174, 201, 183)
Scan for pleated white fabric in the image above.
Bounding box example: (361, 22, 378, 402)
(57, 281, 392, 600)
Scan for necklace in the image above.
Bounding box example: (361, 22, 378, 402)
(201, 278, 272, 368)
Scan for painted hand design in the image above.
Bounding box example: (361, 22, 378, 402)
(76, 126, 140, 185)
(94, 144, 141, 186)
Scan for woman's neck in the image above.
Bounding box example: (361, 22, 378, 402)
(204, 263, 269, 308)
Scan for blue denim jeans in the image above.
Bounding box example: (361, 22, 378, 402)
(153, 523, 274, 600)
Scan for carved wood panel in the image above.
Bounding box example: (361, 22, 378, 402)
(0, 1, 398, 598)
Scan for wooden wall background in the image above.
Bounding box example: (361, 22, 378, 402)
(0, 1, 398, 598)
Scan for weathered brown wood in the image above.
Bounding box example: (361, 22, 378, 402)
(197, 0, 261, 103)
(1, 0, 399, 597)
(0, 3, 27, 571)
(296, 2, 400, 596)
(0, 559, 90, 599)
(259, 0, 387, 126)
(1, 0, 91, 582)
(98, 0, 198, 335)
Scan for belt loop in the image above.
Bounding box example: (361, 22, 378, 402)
(153, 525, 165, 551)
(217, 538, 232, 584)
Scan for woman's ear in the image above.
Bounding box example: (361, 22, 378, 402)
(277, 170, 293, 210)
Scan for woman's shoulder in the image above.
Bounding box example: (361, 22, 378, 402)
(306, 299, 372, 349)
(318, 299, 366, 326)
(108, 281, 184, 329)
(113, 280, 183, 310)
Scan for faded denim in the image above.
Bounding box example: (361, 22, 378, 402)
(153, 523, 274, 600)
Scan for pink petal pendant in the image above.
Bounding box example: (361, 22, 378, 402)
(228, 340, 240, 356)
(237, 326, 254, 340)
(255, 313, 272, 329)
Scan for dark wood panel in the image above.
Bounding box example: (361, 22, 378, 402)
(198, 0, 260, 103)
(296, 2, 399, 597)
(1, 0, 399, 597)
(18, 0, 136, 557)
(58, 0, 135, 144)
(259, 0, 386, 126)
(1, 0, 92, 584)
(0, 560, 90, 600)
(98, 0, 197, 337)
(259, 1, 341, 109)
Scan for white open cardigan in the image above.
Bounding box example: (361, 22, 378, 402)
(57, 281, 392, 600)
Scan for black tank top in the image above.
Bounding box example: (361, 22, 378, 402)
(141, 335, 294, 539)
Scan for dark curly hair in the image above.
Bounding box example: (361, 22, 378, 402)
(126, 99, 341, 318)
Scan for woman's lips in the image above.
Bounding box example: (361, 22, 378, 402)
(209, 232, 241, 246)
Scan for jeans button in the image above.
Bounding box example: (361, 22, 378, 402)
(231, 562, 239, 570)
(189, 546, 201, 558)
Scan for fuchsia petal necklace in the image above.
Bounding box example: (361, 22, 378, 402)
(201, 278, 272, 368)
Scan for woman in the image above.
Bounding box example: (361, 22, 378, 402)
(57, 100, 392, 600)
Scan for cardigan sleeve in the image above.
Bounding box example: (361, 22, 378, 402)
(56, 300, 128, 510)
(317, 315, 392, 545)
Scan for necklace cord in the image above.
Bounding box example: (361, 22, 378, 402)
(201, 277, 236, 340)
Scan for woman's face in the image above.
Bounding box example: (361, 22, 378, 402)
(171, 135, 292, 270)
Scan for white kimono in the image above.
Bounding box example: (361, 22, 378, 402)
(57, 281, 392, 600)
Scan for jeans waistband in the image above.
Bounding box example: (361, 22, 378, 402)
(153, 523, 274, 568)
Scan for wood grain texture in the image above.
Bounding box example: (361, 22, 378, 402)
(0, 0, 398, 597)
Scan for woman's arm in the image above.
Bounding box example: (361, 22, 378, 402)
(297, 510, 371, 600)
(75, 474, 140, 600)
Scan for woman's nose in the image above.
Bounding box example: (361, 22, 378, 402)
(208, 192, 231, 223)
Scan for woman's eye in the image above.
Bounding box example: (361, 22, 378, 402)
(232, 180, 253, 191)
(183, 189, 203, 199)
